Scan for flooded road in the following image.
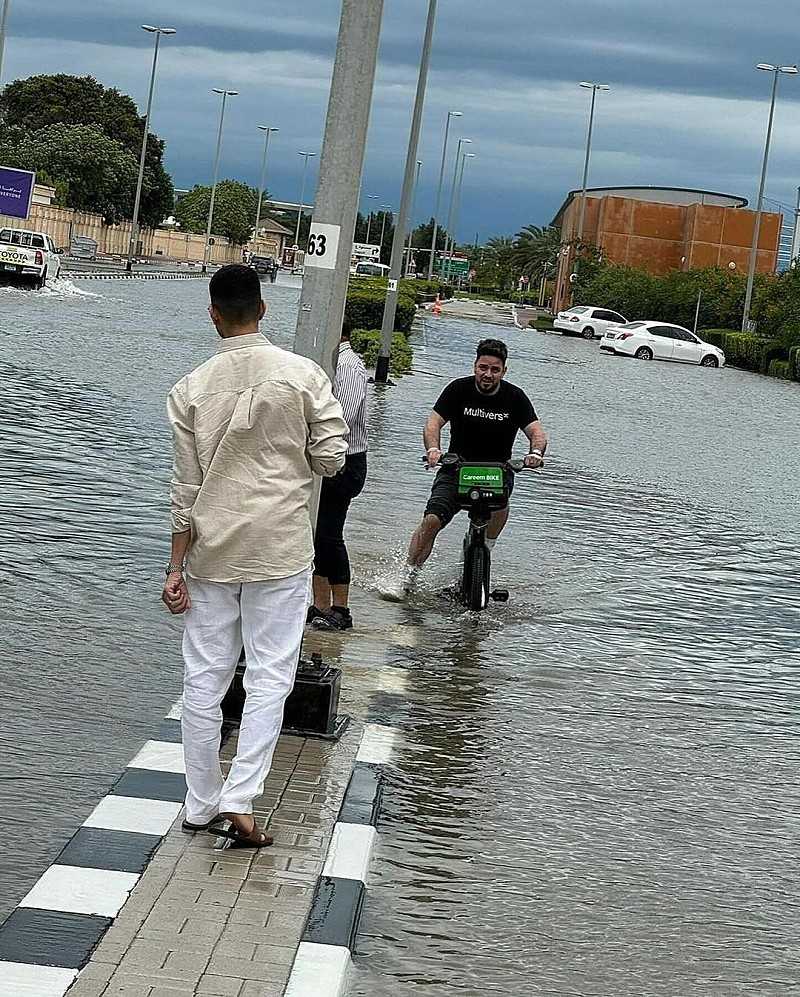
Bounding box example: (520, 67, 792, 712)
(1, 277, 799, 995)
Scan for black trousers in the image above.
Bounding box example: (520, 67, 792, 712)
(314, 452, 367, 586)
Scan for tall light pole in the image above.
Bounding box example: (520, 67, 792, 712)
(428, 109, 462, 278)
(442, 137, 471, 280)
(405, 159, 423, 275)
(576, 82, 609, 241)
(294, 151, 317, 249)
(364, 193, 379, 244)
(254, 125, 279, 247)
(203, 88, 238, 274)
(446, 151, 475, 281)
(742, 63, 798, 332)
(126, 25, 176, 273)
(376, 0, 439, 384)
(791, 185, 800, 265)
(379, 204, 392, 256)
(0, 0, 11, 84)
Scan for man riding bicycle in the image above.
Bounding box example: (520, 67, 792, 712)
(384, 338, 547, 600)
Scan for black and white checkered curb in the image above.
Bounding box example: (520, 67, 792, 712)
(0, 705, 186, 997)
(69, 271, 208, 281)
(284, 725, 396, 997)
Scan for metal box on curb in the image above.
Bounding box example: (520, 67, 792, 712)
(221, 653, 349, 741)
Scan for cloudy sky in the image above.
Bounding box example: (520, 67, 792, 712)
(5, 0, 800, 241)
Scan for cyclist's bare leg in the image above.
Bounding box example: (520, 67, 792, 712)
(408, 514, 444, 567)
(486, 505, 509, 541)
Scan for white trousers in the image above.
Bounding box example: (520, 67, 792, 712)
(181, 568, 311, 822)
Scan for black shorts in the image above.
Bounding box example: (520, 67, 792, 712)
(424, 466, 513, 529)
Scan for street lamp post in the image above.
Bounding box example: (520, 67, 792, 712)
(576, 82, 609, 241)
(364, 193, 379, 243)
(446, 152, 475, 283)
(742, 63, 798, 332)
(442, 137, 471, 280)
(0, 0, 11, 84)
(203, 88, 238, 274)
(428, 109, 462, 278)
(254, 125, 279, 248)
(378, 204, 392, 256)
(405, 160, 422, 275)
(126, 25, 176, 273)
(294, 151, 317, 249)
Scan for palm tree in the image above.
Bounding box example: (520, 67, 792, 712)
(512, 224, 560, 279)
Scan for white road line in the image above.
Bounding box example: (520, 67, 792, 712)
(284, 942, 351, 997)
(165, 700, 182, 721)
(127, 740, 185, 774)
(356, 723, 399, 766)
(322, 823, 377, 883)
(0, 962, 78, 997)
(19, 865, 139, 919)
(83, 796, 182, 836)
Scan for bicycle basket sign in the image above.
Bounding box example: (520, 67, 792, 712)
(458, 465, 504, 494)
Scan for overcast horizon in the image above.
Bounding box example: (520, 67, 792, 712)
(4, 1, 800, 241)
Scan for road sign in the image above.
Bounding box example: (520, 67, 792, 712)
(435, 255, 469, 277)
(0, 167, 35, 220)
(305, 223, 341, 270)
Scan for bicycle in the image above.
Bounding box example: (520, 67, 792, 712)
(428, 453, 534, 611)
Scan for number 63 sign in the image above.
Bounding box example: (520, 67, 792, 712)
(304, 223, 341, 270)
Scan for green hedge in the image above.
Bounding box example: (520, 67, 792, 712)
(344, 279, 417, 335)
(768, 359, 791, 379)
(350, 328, 412, 375)
(528, 317, 553, 331)
(790, 346, 800, 380)
(700, 329, 785, 374)
(404, 278, 453, 302)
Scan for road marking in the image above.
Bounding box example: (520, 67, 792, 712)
(127, 740, 185, 774)
(357, 724, 399, 765)
(18, 866, 139, 919)
(322, 823, 377, 883)
(284, 942, 351, 997)
(83, 796, 182, 836)
(0, 962, 77, 997)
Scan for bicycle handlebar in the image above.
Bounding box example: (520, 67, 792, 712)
(421, 453, 538, 473)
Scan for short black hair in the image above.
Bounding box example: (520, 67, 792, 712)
(476, 338, 508, 364)
(209, 264, 263, 325)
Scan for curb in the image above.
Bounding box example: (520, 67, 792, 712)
(0, 704, 186, 997)
(284, 724, 397, 997)
(68, 272, 208, 281)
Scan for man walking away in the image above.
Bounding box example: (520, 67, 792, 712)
(308, 330, 368, 631)
(162, 264, 348, 848)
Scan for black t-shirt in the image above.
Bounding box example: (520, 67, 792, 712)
(433, 377, 537, 461)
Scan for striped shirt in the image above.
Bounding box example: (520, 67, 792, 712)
(335, 341, 368, 455)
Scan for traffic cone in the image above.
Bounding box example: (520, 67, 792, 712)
(432, 296, 442, 316)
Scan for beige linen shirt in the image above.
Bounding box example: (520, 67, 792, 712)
(168, 333, 348, 583)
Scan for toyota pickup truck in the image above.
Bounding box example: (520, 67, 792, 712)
(0, 227, 61, 289)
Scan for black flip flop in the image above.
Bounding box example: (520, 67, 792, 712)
(206, 819, 273, 849)
(181, 814, 224, 833)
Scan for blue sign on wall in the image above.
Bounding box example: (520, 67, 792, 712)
(0, 167, 36, 220)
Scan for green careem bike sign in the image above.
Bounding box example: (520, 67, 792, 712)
(458, 465, 505, 495)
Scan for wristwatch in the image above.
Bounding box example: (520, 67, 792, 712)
(165, 562, 185, 576)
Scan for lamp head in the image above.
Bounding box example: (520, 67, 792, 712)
(450, 110, 463, 117)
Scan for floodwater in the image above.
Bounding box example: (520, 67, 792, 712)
(1, 276, 799, 996)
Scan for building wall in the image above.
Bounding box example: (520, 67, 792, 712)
(556, 193, 781, 310)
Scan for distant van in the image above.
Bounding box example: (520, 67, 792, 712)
(352, 261, 390, 278)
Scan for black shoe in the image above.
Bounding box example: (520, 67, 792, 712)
(306, 606, 333, 628)
(328, 606, 353, 631)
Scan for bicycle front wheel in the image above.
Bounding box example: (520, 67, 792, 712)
(464, 543, 490, 611)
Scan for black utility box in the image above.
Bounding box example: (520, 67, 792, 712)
(221, 654, 349, 741)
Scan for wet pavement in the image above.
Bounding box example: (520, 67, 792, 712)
(2, 276, 799, 994)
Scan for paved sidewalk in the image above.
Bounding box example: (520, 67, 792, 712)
(66, 728, 361, 997)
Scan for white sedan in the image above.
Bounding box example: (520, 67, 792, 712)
(554, 305, 627, 339)
(600, 321, 725, 367)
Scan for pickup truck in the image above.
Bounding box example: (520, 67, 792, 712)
(0, 227, 61, 289)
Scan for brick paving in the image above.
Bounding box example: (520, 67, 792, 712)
(65, 727, 361, 997)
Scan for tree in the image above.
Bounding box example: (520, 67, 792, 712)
(175, 180, 261, 245)
(1, 123, 139, 223)
(0, 74, 174, 226)
(475, 236, 516, 289)
(512, 225, 560, 279)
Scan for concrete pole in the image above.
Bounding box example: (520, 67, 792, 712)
(405, 159, 422, 275)
(742, 69, 780, 333)
(203, 89, 237, 274)
(577, 86, 597, 241)
(428, 109, 461, 278)
(0, 0, 11, 85)
(293, 0, 384, 379)
(128, 28, 174, 274)
(254, 126, 278, 246)
(446, 151, 471, 281)
(375, 0, 438, 384)
(441, 136, 469, 283)
(378, 207, 390, 254)
(294, 152, 316, 249)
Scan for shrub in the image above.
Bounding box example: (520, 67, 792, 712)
(349, 328, 413, 375)
(768, 359, 791, 379)
(700, 329, 783, 373)
(789, 346, 800, 380)
(405, 278, 453, 302)
(528, 317, 553, 331)
(344, 279, 417, 335)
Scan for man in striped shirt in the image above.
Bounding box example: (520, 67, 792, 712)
(307, 330, 368, 630)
